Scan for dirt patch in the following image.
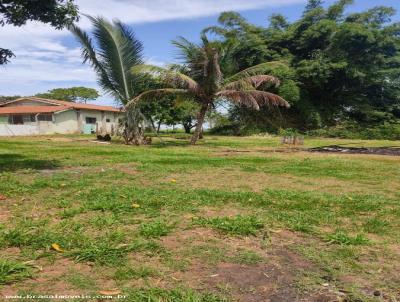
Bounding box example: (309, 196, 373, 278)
(309, 145, 400, 156)
(214, 148, 302, 157)
(206, 262, 300, 302)
(171, 247, 335, 302)
(162, 227, 335, 301)
(161, 228, 216, 250)
(45, 137, 75, 142)
(0, 208, 12, 223)
(199, 206, 246, 218)
(0, 198, 14, 223)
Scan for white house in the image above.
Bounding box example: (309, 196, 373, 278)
(0, 97, 124, 136)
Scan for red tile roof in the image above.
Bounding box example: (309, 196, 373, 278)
(0, 97, 123, 113)
(38, 98, 123, 112)
(0, 106, 70, 115)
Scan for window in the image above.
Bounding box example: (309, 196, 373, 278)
(37, 114, 53, 122)
(23, 115, 35, 123)
(9, 115, 34, 124)
(106, 118, 111, 123)
(85, 117, 97, 124)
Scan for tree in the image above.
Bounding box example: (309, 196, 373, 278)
(205, 1, 400, 133)
(70, 16, 146, 144)
(139, 96, 199, 134)
(0, 0, 78, 64)
(35, 87, 100, 103)
(174, 98, 199, 134)
(128, 37, 289, 145)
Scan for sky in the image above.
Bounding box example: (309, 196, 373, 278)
(1, 0, 399, 106)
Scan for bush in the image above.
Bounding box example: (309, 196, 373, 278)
(307, 123, 400, 140)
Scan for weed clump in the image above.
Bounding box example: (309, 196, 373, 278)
(193, 215, 263, 235)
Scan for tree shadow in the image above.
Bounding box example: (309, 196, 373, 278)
(0, 154, 61, 172)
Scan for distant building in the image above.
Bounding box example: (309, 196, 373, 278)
(0, 97, 123, 136)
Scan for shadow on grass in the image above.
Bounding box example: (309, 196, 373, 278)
(0, 153, 60, 172)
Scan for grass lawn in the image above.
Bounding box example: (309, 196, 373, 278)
(0, 134, 399, 301)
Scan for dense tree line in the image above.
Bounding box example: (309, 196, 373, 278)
(206, 0, 400, 136)
(3, 0, 399, 140)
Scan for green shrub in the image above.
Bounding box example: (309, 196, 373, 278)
(307, 123, 400, 140)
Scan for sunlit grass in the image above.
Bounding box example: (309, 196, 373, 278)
(0, 134, 399, 300)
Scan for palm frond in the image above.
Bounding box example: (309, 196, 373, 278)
(217, 90, 290, 110)
(131, 64, 200, 93)
(126, 88, 191, 109)
(114, 21, 143, 68)
(172, 36, 202, 63)
(89, 16, 143, 102)
(225, 61, 287, 83)
(223, 75, 280, 90)
(69, 23, 124, 101)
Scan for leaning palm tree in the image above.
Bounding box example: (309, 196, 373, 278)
(128, 37, 290, 145)
(70, 16, 145, 144)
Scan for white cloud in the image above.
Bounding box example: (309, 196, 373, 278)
(0, 0, 305, 97)
(77, 0, 305, 25)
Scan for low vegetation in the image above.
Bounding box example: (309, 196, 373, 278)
(0, 134, 399, 301)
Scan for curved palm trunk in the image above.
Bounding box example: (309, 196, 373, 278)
(190, 103, 208, 145)
(123, 107, 145, 145)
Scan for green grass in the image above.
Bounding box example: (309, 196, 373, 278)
(0, 259, 32, 284)
(139, 220, 174, 238)
(124, 288, 228, 302)
(65, 271, 97, 290)
(231, 249, 264, 264)
(193, 215, 264, 235)
(114, 266, 159, 281)
(326, 231, 370, 246)
(0, 134, 399, 301)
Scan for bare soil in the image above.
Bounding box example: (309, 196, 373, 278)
(309, 145, 400, 156)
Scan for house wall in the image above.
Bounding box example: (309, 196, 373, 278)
(0, 124, 39, 136)
(0, 109, 122, 136)
(80, 110, 120, 134)
(37, 110, 79, 134)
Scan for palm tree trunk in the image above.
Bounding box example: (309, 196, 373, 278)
(123, 106, 145, 145)
(190, 103, 208, 145)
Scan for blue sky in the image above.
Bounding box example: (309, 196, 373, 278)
(1, 0, 399, 105)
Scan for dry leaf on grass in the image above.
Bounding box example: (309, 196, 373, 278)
(51, 243, 64, 252)
(0, 195, 7, 201)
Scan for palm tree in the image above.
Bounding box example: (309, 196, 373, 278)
(70, 16, 145, 144)
(128, 37, 290, 145)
